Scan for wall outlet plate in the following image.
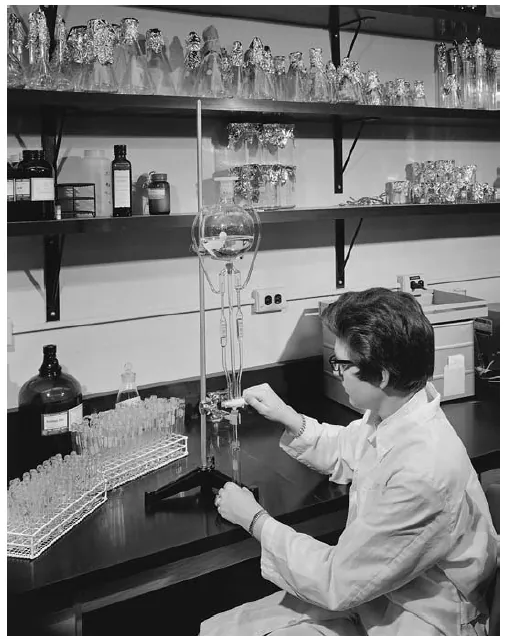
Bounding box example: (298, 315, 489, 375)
(397, 273, 426, 293)
(252, 287, 287, 313)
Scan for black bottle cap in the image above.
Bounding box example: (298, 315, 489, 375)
(152, 173, 167, 182)
(43, 344, 57, 356)
(114, 144, 127, 155)
(22, 150, 39, 161)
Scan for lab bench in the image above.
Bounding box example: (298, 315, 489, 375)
(7, 366, 499, 635)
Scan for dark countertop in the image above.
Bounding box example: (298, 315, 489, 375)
(7, 390, 499, 617)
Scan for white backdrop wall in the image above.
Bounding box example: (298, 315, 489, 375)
(7, 5, 500, 408)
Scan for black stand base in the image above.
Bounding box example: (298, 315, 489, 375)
(145, 462, 258, 512)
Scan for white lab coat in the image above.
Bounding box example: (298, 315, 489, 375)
(201, 384, 498, 636)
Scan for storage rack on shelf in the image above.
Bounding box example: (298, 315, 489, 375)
(7, 5, 499, 322)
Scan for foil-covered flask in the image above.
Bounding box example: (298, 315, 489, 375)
(442, 73, 462, 109)
(273, 56, 287, 101)
(197, 25, 225, 98)
(474, 38, 488, 109)
(49, 15, 72, 91)
(325, 61, 338, 103)
(220, 47, 233, 97)
(460, 38, 475, 109)
(286, 51, 307, 102)
(262, 46, 276, 100)
(307, 47, 329, 102)
(412, 80, 428, 108)
(434, 42, 448, 107)
(8, 12, 26, 88)
(67, 25, 88, 92)
(364, 69, 383, 106)
(146, 28, 176, 96)
(230, 41, 244, 98)
(84, 18, 118, 93)
(117, 17, 154, 95)
(244, 37, 269, 99)
(29, 9, 53, 90)
(336, 57, 359, 103)
(182, 31, 202, 96)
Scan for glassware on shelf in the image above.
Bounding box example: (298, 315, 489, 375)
(261, 46, 276, 100)
(336, 58, 360, 103)
(116, 362, 141, 406)
(278, 165, 296, 209)
(488, 49, 500, 110)
(230, 41, 244, 98)
(26, 9, 53, 91)
(364, 69, 383, 106)
(273, 56, 287, 101)
(196, 25, 225, 98)
(286, 51, 307, 102)
(84, 18, 118, 93)
(434, 42, 448, 108)
(117, 17, 154, 95)
(474, 38, 488, 109)
(67, 25, 89, 92)
(8, 12, 26, 88)
(181, 31, 202, 96)
(49, 15, 72, 91)
(461, 38, 475, 109)
(146, 28, 176, 96)
(244, 37, 270, 100)
(393, 78, 411, 107)
(412, 80, 428, 107)
(442, 73, 462, 108)
(220, 47, 233, 98)
(197, 177, 256, 260)
(325, 61, 338, 103)
(307, 47, 329, 102)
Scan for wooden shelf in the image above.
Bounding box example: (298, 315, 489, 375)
(142, 4, 500, 47)
(7, 203, 500, 237)
(7, 90, 500, 130)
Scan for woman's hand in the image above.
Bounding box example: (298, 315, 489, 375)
(243, 383, 302, 434)
(215, 482, 263, 531)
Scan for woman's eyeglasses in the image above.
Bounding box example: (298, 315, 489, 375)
(328, 354, 355, 379)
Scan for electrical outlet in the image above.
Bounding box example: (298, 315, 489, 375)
(252, 287, 287, 313)
(397, 273, 425, 293)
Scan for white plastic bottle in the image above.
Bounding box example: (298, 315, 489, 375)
(82, 149, 113, 217)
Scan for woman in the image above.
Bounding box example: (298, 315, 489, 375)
(201, 288, 498, 636)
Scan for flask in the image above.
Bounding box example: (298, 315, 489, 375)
(67, 25, 89, 92)
(29, 9, 53, 91)
(7, 12, 26, 88)
(273, 56, 287, 101)
(182, 31, 202, 96)
(112, 144, 132, 217)
(117, 17, 154, 95)
(286, 51, 307, 102)
(50, 14, 72, 91)
(307, 47, 329, 102)
(18, 345, 83, 472)
(412, 80, 428, 107)
(17, 150, 55, 221)
(83, 150, 112, 216)
(148, 173, 171, 215)
(474, 39, 488, 109)
(230, 41, 244, 98)
(196, 25, 225, 98)
(84, 18, 118, 93)
(116, 362, 141, 406)
(145, 28, 176, 96)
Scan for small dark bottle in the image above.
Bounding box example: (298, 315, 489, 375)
(7, 159, 16, 222)
(112, 144, 133, 217)
(17, 149, 55, 221)
(148, 172, 171, 215)
(18, 345, 83, 473)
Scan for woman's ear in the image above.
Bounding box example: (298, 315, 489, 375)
(379, 369, 390, 390)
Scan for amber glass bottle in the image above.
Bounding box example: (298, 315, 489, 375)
(112, 144, 132, 216)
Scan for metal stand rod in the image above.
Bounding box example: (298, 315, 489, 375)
(197, 99, 208, 469)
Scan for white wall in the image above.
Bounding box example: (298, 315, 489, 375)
(7, 6, 500, 408)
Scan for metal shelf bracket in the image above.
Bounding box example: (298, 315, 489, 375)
(44, 234, 64, 322)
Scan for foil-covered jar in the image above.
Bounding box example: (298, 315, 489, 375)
(278, 165, 296, 209)
(386, 180, 410, 204)
(405, 162, 423, 183)
(410, 183, 427, 204)
(259, 124, 295, 166)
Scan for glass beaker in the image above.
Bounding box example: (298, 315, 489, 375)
(196, 25, 225, 98)
(307, 47, 329, 102)
(181, 31, 202, 96)
(412, 80, 428, 107)
(84, 19, 118, 93)
(146, 28, 176, 96)
(286, 51, 307, 102)
(117, 17, 154, 95)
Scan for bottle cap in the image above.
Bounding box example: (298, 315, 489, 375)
(152, 173, 167, 182)
(43, 344, 57, 356)
(22, 149, 39, 160)
(114, 144, 127, 155)
(84, 149, 106, 158)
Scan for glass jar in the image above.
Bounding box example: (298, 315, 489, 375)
(148, 172, 171, 215)
(17, 149, 55, 221)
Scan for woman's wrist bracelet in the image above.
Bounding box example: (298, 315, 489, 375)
(248, 508, 268, 536)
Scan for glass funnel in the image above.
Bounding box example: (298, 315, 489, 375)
(193, 178, 257, 261)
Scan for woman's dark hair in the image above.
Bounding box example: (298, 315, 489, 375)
(321, 288, 434, 394)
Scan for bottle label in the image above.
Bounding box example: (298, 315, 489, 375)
(16, 178, 31, 200)
(116, 396, 142, 407)
(41, 403, 83, 436)
(30, 177, 55, 201)
(113, 169, 131, 208)
(7, 179, 14, 201)
(148, 187, 166, 200)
